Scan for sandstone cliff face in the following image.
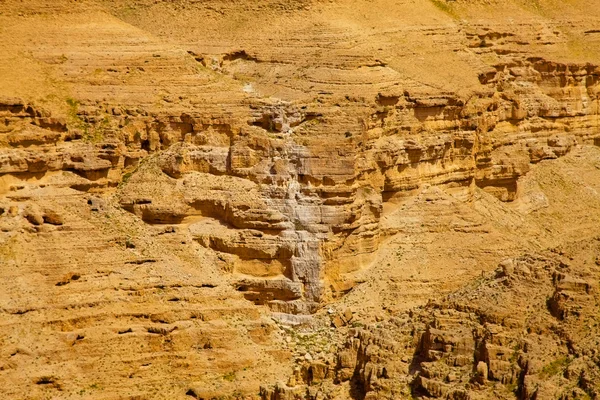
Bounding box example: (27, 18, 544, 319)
(2, 0, 600, 398)
(3, 56, 598, 315)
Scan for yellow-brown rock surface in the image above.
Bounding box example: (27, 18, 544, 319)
(2, 0, 600, 398)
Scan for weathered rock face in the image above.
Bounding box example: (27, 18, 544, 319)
(2, 0, 600, 398)
(3, 55, 599, 314)
(263, 244, 600, 400)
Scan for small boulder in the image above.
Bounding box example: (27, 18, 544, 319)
(43, 208, 64, 225)
(23, 204, 44, 226)
(87, 197, 105, 212)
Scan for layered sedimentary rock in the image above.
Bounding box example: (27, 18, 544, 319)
(3, 54, 599, 314)
(2, 0, 600, 398)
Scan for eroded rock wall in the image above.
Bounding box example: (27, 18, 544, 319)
(1, 52, 600, 314)
(3, 54, 599, 314)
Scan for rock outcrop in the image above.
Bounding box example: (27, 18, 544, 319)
(263, 244, 600, 399)
(2, 0, 600, 398)
(3, 55, 598, 314)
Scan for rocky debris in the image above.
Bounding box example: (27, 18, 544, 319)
(23, 203, 44, 225)
(268, 246, 600, 400)
(42, 208, 63, 225)
(0, 199, 65, 230)
(330, 308, 354, 328)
